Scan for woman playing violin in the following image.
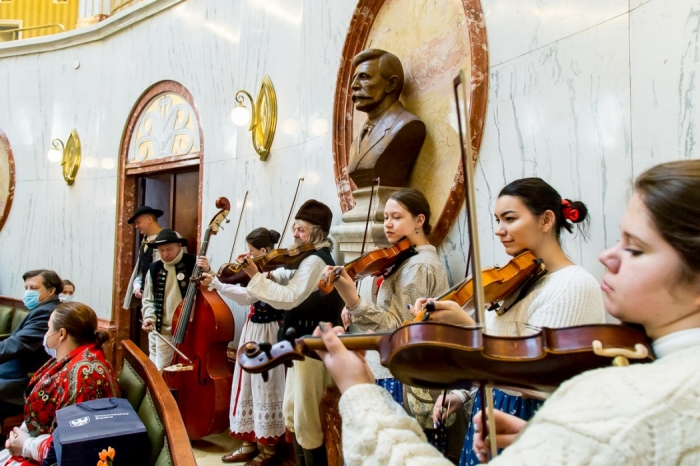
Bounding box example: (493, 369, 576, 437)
(416, 178, 605, 465)
(201, 228, 285, 465)
(317, 160, 700, 465)
(322, 188, 450, 449)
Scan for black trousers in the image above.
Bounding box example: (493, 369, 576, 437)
(292, 433, 328, 466)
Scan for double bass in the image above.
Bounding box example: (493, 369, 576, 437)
(165, 197, 235, 440)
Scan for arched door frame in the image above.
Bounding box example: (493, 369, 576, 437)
(111, 80, 204, 369)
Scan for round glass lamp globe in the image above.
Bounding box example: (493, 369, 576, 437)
(231, 106, 252, 127)
(47, 148, 62, 163)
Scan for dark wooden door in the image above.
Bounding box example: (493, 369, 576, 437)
(132, 168, 199, 351)
(137, 170, 199, 253)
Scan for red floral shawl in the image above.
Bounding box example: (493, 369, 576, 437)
(23, 343, 119, 436)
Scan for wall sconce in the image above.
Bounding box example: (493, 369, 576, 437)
(231, 75, 277, 161)
(47, 129, 81, 185)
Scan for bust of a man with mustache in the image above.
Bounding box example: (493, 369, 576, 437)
(346, 49, 426, 189)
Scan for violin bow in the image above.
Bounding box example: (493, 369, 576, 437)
(453, 70, 498, 460)
(227, 191, 249, 264)
(279, 177, 305, 247)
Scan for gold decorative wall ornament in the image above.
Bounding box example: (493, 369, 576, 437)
(48, 129, 81, 185)
(231, 75, 277, 161)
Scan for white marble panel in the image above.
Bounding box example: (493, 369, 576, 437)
(0, 175, 117, 316)
(629, 0, 700, 175)
(444, 14, 632, 286)
(483, 0, 628, 66)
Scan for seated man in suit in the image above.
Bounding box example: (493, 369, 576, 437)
(347, 48, 426, 188)
(0, 270, 62, 424)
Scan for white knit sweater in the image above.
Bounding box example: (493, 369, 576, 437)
(339, 328, 700, 465)
(486, 265, 605, 335)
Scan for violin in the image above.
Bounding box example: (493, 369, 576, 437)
(223, 243, 318, 276)
(410, 250, 545, 323)
(217, 177, 312, 280)
(238, 322, 654, 392)
(217, 267, 251, 286)
(318, 237, 415, 294)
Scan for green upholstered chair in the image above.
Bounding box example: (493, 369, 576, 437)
(119, 340, 196, 466)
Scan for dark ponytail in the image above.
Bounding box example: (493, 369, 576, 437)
(499, 178, 589, 241)
(245, 227, 281, 251)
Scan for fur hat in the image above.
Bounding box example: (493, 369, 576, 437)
(153, 229, 187, 247)
(295, 200, 332, 234)
(127, 205, 164, 224)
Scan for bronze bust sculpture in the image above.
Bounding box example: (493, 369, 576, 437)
(347, 49, 426, 188)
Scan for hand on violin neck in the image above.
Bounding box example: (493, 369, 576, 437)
(313, 323, 374, 394)
(241, 255, 259, 279)
(410, 298, 476, 326)
(472, 409, 526, 459)
(200, 273, 215, 288)
(322, 265, 359, 306)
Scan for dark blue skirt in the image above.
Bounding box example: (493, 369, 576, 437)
(376, 377, 403, 405)
(459, 388, 543, 465)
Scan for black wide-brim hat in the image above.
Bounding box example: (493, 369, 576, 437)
(153, 229, 188, 247)
(127, 205, 164, 224)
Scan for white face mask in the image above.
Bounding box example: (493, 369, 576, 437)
(58, 294, 73, 303)
(43, 330, 60, 358)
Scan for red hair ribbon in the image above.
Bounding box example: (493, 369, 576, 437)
(561, 199, 579, 222)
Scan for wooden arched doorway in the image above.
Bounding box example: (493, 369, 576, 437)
(112, 80, 204, 368)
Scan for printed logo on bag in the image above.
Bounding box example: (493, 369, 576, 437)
(69, 416, 91, 427)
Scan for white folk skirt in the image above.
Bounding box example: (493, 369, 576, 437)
(229, 316, 286, 443)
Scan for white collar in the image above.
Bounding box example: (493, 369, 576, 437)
(652, 327, 700, 358)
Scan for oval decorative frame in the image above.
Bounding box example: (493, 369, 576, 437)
(0, 128, 15, 233)
(62, 128, 81, 185)
(253, 75, 278, 161)
(332, 0, 489, 246)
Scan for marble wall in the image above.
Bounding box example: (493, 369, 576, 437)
(0, 0, 698, 341)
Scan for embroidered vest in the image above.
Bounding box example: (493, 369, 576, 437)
(148, 254, 196, 332)
(278, 248, 344, 340)
(250, 301, 284, 324)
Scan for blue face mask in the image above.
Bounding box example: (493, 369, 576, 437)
(23, 290, 41, 310)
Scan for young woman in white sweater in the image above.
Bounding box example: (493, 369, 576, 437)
(413, 177, 604, 465)
(315, 159, 700, 465)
